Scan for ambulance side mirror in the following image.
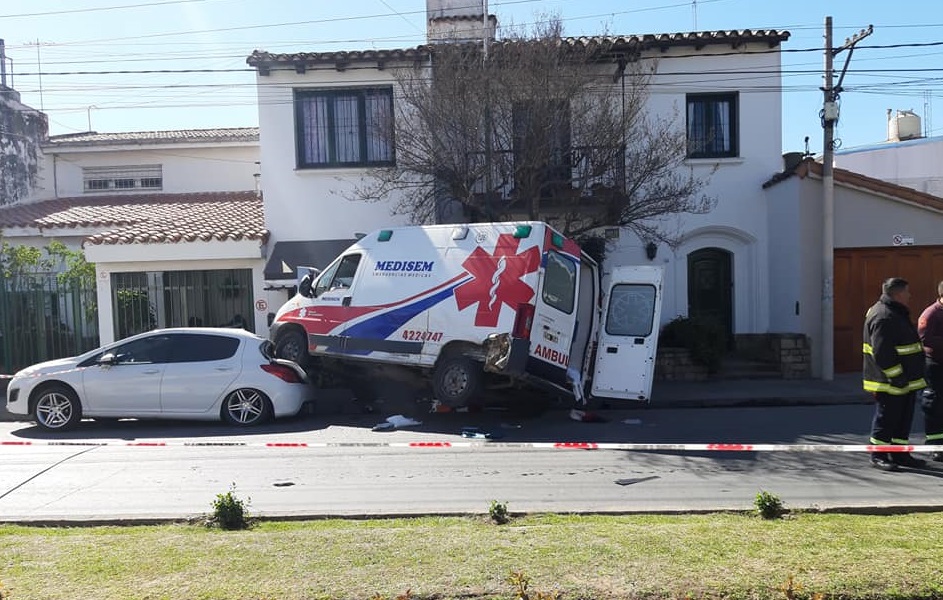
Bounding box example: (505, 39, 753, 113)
(298, 272, 315, 298)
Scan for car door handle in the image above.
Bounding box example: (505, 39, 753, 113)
(215, 367, 233, 372)
(342, 297, 352, 307)
(143, 369, 160, 374)
(634, 338, 645, 345)
(606, 346, 618, 354)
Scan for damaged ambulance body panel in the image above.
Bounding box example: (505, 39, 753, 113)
(269, 222, 663, 408)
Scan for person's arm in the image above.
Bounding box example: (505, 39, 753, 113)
(870, 317, 906, 384)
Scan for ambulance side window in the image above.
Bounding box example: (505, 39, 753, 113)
(314, 254, 361, 297)
(541, 251, 576, 314)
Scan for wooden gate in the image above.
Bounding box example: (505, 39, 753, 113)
(834, 245, 943, 373)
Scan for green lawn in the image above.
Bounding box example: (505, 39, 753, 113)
(2, 512, 942, 600)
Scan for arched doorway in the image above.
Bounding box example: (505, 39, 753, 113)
(687, 247, 733, 347)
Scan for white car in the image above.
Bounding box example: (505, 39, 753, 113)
(5, 328, 314, 431)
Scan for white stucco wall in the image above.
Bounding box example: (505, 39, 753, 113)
(255, 66, 410, 248)
(33, 144, 258, 200)
(602, 46, 783, 334)
(836, 137, 943, 198)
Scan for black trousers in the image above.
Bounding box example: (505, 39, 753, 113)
(922, 361, 943, 444)
(871, 391, 916, 449)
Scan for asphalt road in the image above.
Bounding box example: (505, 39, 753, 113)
(2, 397, 943, 523)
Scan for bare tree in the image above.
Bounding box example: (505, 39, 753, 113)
(353, 18, 716, 248)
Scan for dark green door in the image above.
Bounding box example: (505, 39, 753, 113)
(687, 248, 733, 347)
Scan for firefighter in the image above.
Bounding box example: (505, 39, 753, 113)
(917, 280, 943, 462)
(863, 277, 927, 471)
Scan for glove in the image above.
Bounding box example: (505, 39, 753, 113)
(890, 375, 908, 390)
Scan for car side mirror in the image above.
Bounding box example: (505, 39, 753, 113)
(97, 353, 117, 366)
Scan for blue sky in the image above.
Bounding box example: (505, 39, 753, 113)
(2, 0, 942, 155)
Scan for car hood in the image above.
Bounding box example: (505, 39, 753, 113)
(14, 356, 83, 378)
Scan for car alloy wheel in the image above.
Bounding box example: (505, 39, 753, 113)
(34, 385, 82, 431)
(222, 388, 271, 426)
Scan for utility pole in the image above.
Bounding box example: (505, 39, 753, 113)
(482, 0, 493, 221)
(821, 17, 872, 381)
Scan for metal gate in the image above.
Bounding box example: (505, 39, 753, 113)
(110, 268, 254, 341)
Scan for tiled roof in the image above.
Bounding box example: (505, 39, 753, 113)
(45, 127, 259, 147)
(0, 191, 268, 246)
(763, 158, 943, 212)
(247, 29, 790, 68)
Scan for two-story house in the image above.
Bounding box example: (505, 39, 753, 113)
(247, 0, 795, 371)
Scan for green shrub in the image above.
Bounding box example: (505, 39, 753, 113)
(755, 490, 785, 520)
(489, 500, 510, 524)
(659, 315, 727, 372)
(209, 483, 252, 530)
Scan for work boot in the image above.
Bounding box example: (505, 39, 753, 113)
(890, 452, 927, 468)
(870, 453, 899, 472)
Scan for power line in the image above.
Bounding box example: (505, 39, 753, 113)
(0, 0, 216, 19)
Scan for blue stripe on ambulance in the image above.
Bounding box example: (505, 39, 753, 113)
(329, 280, 469, 355)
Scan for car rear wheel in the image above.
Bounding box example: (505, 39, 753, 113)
(274, 328, 310, 369)
(432, 355, 483, 408)
(33, 385, 82, 431)
(221, 388, 272, 426)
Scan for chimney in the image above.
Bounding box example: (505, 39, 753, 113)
(426, 0, 496, 44)
(0, 39, 7, 88)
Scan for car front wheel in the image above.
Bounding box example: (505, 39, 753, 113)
(33, 385, 82, 431)
(221, 388, 272, 426)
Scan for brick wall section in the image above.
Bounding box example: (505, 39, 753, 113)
(773, 334, 812, 379)
(654, 348, 709, 381)
(655, 334, 812, 381)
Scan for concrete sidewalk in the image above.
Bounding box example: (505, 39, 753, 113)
(650, 373, 869, 408)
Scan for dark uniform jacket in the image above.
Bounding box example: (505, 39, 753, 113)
(863, 294, 927, 395)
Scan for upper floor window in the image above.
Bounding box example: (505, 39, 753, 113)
(82, 165, 163, 192)
(686, 92, 738, 159)
(295, 88, 394, 169)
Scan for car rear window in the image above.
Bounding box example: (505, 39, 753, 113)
(170, 334, 240, 362)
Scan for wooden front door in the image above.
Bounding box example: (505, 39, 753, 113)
(687, 248, 733, 347)
(834, 245, 943, 373)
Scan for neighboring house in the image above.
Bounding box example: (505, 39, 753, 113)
(0, 128, 275, 357)
(763, 157, 943, 374)
(246, 0, 794, 370)
(835, 110, 943, 197)
(0, 83, 46, 206)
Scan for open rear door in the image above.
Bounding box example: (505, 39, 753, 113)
(590, 265, 664, 402)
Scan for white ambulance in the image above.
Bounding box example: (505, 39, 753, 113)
(269, 222, 663, 407)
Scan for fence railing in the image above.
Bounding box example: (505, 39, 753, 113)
(0, 274, 100, 374)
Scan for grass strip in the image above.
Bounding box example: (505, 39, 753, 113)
(1, 512, 942, 600)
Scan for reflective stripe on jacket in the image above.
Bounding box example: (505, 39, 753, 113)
(862, 296, 927, 395)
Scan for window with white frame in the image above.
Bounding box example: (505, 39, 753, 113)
(82, 165, 163, 192)
(294, 87, 394, 168)
(686, 92, 738, 159)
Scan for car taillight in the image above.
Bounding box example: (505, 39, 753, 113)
(512, 303, 535, 339)
(261, 363, 303, 384)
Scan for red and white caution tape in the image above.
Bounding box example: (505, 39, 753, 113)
(1, 440, 940, 453)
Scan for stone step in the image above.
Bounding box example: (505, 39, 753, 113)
(717, 358, 782, 380)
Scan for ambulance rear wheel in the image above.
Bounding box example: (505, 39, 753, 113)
(275, 328, 310, 369)
(432, 355, 483, 408)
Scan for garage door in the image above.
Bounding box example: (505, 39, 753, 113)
(834, 245, 943, 373)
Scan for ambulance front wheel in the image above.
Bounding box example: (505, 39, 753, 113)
(274, 327, 311, 369)
(432, 355, 483, 408)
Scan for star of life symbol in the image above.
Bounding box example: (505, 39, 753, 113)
(454, 234, 541, 327)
